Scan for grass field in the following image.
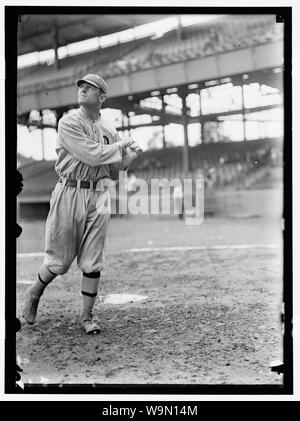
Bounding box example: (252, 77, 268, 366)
(16, 213, 283, 385)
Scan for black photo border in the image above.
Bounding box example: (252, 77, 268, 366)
(5, 5, 293, 396)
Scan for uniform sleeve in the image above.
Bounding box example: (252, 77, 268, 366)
(58, 116, 124, 166)
(109, 130, 129, 176)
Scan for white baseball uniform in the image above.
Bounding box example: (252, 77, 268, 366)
(43, 108, 126, 275)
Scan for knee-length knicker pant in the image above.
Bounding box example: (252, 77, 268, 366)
(43, 180, 111, 275)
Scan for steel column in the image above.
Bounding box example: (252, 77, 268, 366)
(180, 89, 190, 173)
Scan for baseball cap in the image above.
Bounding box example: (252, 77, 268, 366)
(76, 73, 108, 94)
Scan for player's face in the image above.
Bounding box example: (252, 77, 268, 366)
(78, 82, 104, 108)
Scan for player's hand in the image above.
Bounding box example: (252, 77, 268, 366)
(119, 139, 142, 154)
(118, 139, 134, 151)
(122, 145, 141, 167)
(123, 139, 136, 148)
(126, 140, 143, 154)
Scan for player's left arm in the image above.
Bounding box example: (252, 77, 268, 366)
(109, 130, 142, 178)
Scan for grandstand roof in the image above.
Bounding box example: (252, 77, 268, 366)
(18, 14, 167, 55)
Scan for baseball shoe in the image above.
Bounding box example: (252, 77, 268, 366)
(81, 312, 100, 335)
(23, 286, 40, 325)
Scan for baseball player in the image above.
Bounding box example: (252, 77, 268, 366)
(23, 73, 141, 334)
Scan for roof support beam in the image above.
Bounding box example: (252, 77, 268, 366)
(52, 24, 60, 70)
(179, 88, 190, 173)
(161, 94, 166, 149)
(120, 102, 181, 122)
(17, 103, 282, 131)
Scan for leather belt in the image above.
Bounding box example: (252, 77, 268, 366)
(59, 179, 99, 189)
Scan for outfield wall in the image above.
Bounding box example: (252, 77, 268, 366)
(19, 187, 283, 221)
(208, 188, 283, 219)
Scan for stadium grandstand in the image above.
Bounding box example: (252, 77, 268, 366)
(17, 13, 284, 218)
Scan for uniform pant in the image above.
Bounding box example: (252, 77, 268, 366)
(43, 180, 111, 275)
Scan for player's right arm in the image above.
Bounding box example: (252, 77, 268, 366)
(57, 115, 130, 167)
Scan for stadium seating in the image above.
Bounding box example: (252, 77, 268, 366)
(18, 16, 283, 91)
(19, 159, 57, 197)
(131, 137, 282, 187)
(18, 137, 282, 201)
(108, 16, 282, 75)
(18, 38, 149, 89)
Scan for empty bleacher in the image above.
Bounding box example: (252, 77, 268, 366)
(145, 138, 280, 190)
(94, 16, 283, 74)
(18, 137, 282, 205)
(18, 16, 283, 93)
(18, 37, 150, 90)
(18, 159, 58, 198)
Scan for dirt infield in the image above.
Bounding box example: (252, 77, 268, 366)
(16, 214, 283, 385)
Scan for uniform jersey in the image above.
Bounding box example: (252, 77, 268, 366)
(43, 107, 126, 275)
(55, 108, 125, 181)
